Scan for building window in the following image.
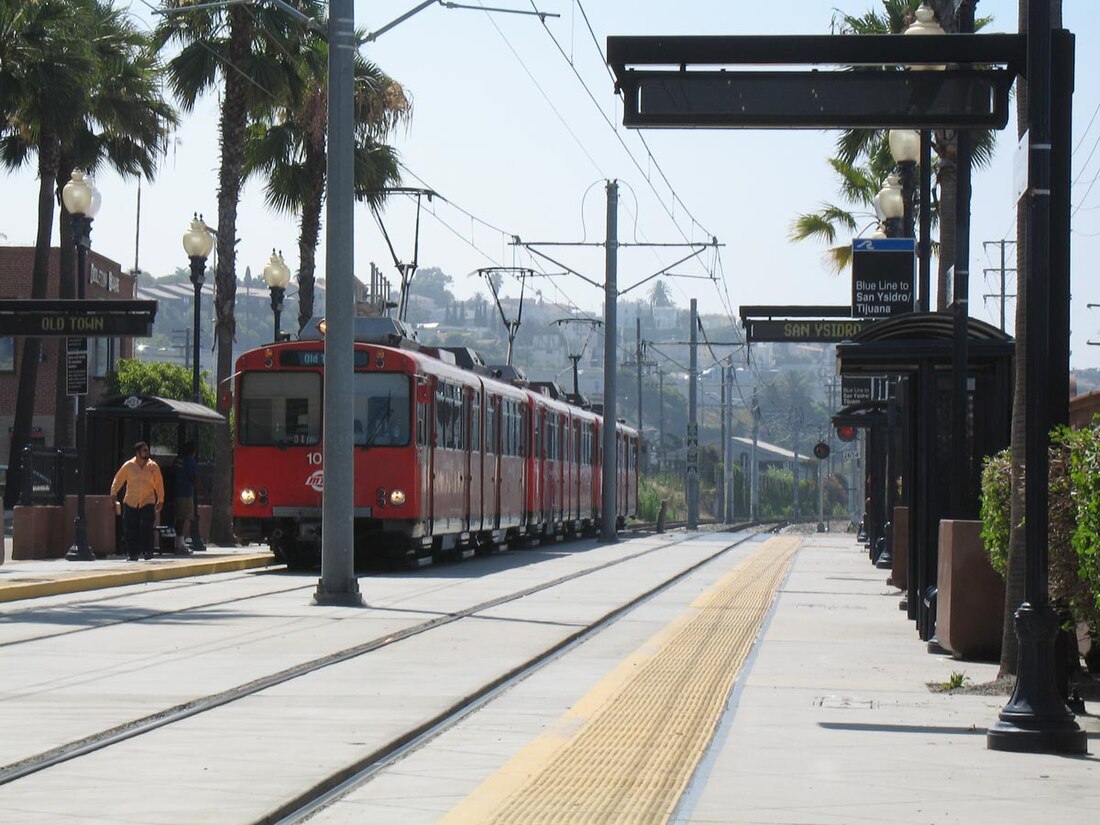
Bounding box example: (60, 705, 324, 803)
(0, 338, 13, 373)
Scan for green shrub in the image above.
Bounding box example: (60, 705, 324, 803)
(979, 449, 1011, 576)
(980, 429, 1100, 634)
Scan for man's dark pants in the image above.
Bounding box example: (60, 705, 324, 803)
(123, 503, 156, 559)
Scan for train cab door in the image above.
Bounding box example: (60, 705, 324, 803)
(419, 376, 435, 533)
(468, 386, 482, 533)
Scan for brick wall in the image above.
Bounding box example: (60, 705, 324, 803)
(0, 247, 136, 465)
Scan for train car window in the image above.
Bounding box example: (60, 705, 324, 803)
(353, 372, 410, 446)
(417, 396, 428, 447)
(471, 392, 481, 452)
(519, 407, 528, 459)
(485, 398, 496, 455)
(240, 372, 322, 446)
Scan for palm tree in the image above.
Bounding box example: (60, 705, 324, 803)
(792, 0, 996, 309)
(647, 279, 674, 308)
(154, 1, 322, 542)
(45, 2, 176, 448)
(789, 155, 890, 274)
(244, 24, 409, 332)
(0, 0, 128, 507)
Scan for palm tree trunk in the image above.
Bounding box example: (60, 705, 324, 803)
(933, 134, 957, 311)
(297, 139, 325, 332)
(210, 7, 254, 545)
(4, 137, 60, 509)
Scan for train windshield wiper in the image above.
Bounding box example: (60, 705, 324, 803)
(361, 394, 393, 449)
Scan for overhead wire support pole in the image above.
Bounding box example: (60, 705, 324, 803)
(314, 0, 362, 607)
(600, 181, 619, 542)
(687, 298, 699, 530)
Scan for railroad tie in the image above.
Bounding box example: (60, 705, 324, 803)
(443, 535, 800, 825)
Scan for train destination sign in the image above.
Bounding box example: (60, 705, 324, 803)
(745, 318, 871, 343)
(851, 238, 915, 319)
(0, 299, 157, 337)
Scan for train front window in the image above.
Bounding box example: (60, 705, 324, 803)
(240, 372, 322, 445)
(354, 373, 411, 447)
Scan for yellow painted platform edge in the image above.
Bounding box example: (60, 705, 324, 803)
(441, 535, 800, 825)
(0, 553, 277, 603)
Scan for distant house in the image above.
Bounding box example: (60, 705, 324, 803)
(730, 436, 819, 476)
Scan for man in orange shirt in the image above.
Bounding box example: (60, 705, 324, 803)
(110, 442, 165, 561)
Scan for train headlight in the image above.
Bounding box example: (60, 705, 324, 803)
(389, 488, 406, 506)
(239, 488, 257, 506)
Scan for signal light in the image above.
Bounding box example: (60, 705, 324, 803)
(813, 442, 830, 460)
(836, 425, 857, 442)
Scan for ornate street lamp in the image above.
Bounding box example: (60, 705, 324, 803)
(181, 214, 214, 553)
(874, 174, 905, 239)
(61, 169, 101, 562)
(888, 129, 920, 239)
(182, 214, 213, 403)
(263, 250, 291, 343)
(904, 2, 943, 313)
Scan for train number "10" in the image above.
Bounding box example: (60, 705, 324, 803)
(307, 452, 323, 465)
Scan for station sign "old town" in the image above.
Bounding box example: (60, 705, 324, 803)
(0, 299, 157, 336)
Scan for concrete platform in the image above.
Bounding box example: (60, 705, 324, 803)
(0, 535, 277, 602)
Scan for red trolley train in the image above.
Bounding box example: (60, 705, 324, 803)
(232, 318, 638, 569)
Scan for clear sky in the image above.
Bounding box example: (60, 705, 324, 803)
(3, 1, 1100, 365)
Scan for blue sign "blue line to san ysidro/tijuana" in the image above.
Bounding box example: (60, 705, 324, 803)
(851, 238, 916, 319)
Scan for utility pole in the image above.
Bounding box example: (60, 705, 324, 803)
(791, 407, 803, 521)
(750, 388, 760, 522)
(982, 239, 1016, 332)
(636, 317, 643, 435)
(658, 367, 665, 473)
(725, 363, 735, 523)
(719, 363, 727, 523)
(600, 180, 619, 542)
(687, 298, 699, 530)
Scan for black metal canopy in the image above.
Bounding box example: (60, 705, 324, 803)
(837, 311, 1013, 373)
(607, 34, 1023, 130)
(88, 395, 225, 425)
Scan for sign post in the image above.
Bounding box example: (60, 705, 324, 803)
(65, 337, 89, 396)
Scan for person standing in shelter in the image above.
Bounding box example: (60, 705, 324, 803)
(173, 442, 203, 554)
(110, 442, 164, 561)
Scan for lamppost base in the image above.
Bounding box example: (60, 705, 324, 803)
(313, 579, 365, 607)
(987, 602, 1087, 754)
(66, 543, 96, 562)
(874, 549, 893, 569)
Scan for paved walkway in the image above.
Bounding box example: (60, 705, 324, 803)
(0, 530, 1096, 824)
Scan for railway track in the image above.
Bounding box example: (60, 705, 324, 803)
(0, 527, 769, 799)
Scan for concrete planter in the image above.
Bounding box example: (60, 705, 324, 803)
(889, 506, 908, 591)
(937, 519, 1005, 660)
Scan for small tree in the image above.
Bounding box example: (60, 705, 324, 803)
(106, 359, 216, 408)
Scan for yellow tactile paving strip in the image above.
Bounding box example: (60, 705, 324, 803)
(443, 535, 800, 825)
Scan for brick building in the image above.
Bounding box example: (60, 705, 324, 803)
(0, 246, 137, 465)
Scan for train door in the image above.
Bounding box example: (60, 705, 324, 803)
(484, 393, 497, 530)
(422, 376, 436, 533)
(576, 420, 585, 523)
(468, 386, 482, 533)
(556, 414, 565, 523)
(532, 406, 543, 527)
